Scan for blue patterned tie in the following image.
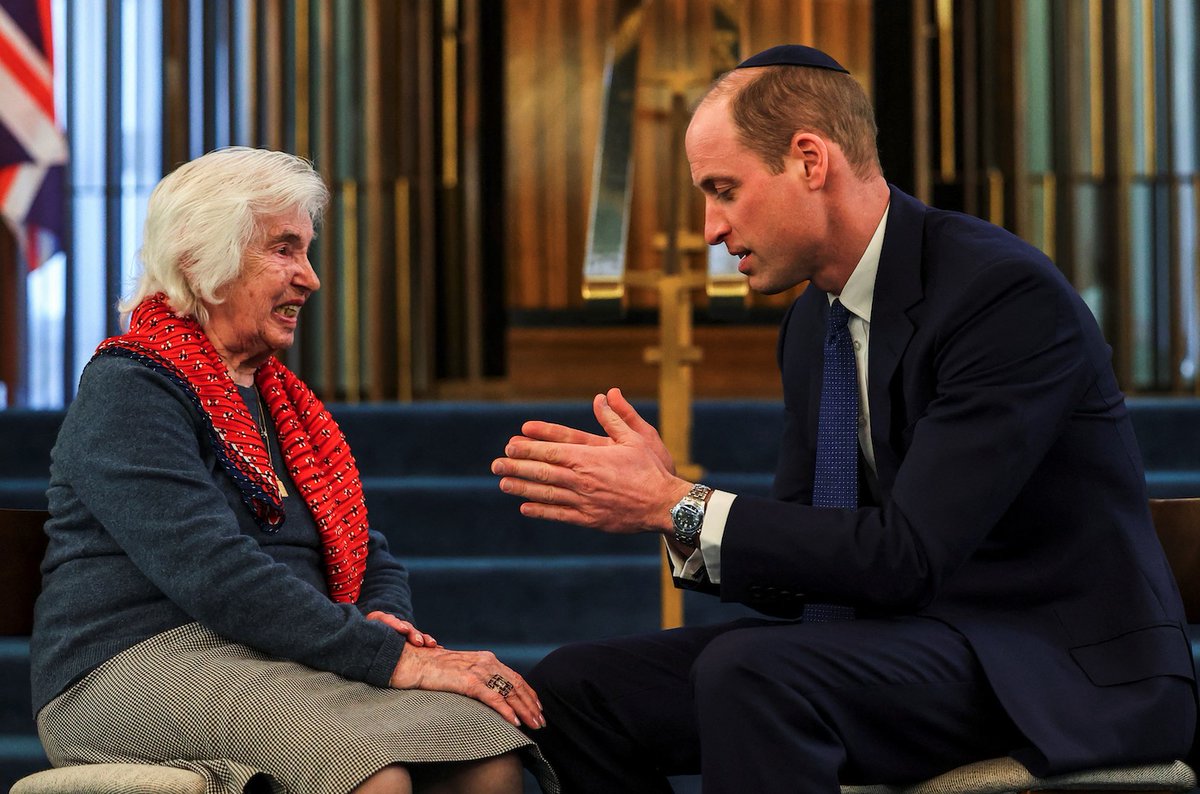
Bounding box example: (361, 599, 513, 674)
(813, 300, 859, 509)
(804, 299, 858, 622)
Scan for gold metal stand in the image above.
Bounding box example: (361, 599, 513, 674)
(578, 5, 749, 627)
(632, 268, 705, 629)
(625, 86, 710, 629)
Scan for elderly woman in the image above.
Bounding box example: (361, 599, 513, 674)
(30, 147, 556, 794)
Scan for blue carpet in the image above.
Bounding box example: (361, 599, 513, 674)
(0, 397, 1197, 791)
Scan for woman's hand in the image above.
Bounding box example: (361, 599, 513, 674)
(390, 645, 544, 729)
(366, 611, 439, 648)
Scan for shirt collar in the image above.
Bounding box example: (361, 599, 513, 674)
(829, 201, 890, 323)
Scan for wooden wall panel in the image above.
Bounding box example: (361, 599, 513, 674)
(507, 325, 783, 399)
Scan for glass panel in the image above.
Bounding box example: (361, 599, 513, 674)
(1071, 183, 1103, 325)
(1023, 0, 1053, 250)
(1128, 0, 1147, 175)
(1166, 0, 1196, 389)
(189, 0, 205, 158)
(67, 0, 108, 385)
(1027, 180, 1048, 256)
(1167, 0, 1195, 175)
(1176, 182, 1197, 386)
(19, 0, 73, 407)
(23, 0, 166, 406)
(1128, 183, 1154, 388)
(582, 1, 642, 302)
(27, 254, 66, 407)
(121, 0, 162, 302)
(232, 1, 252, 144)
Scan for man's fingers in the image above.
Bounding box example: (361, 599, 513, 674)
(520, 420, 608, 446)
(498, 476, 581, 510)
(492, 441, 592, 495)
(500, 438, 554, 464)
(518, 501, 592, 527)
(501, 436, 590, 468)
(605, 388, 667, 448)
(592, 392, 638, 443)
(605, 387, 653, 434)
(605, 387, 676, 473)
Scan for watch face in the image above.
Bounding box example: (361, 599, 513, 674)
(673, 502, 703, 532)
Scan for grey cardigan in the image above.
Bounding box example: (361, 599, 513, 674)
(31, 355, 411, 714)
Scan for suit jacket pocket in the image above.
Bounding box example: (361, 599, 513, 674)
(1070, 624, 1194, 686)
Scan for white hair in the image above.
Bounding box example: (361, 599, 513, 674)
(122, 147, 330, 325)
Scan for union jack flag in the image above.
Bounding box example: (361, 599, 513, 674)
(0, 0, 66, 271)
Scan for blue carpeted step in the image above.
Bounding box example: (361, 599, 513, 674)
(407, 554, 662, 646)
(406, 554, 759, 648)
(2, 399, 1196, 503)
(0, 640, 33, 735)
(363, 472, 773, 558)
(364, 477, 661, 557)
(0, 411, 62, 480)
(0, 480, 48, 510)
(1148, 471, 1200, 499)
(0, 734, 48, 794)
(0, 397, 1191, 794)
(1129, 399, 1200, 471)
(478, 643, 560, 676)
(334, 400, 785, 478)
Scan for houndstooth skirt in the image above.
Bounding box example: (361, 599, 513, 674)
(36, 623, 559, 794)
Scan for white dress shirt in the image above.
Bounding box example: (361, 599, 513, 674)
(668, 203, 890, 584)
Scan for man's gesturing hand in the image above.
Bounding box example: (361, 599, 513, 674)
(491, 387, 691, 534)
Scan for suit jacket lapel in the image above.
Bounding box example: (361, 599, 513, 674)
(867, 186, 927, 491)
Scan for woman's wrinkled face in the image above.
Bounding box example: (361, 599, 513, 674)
(203, 207, 319, 375)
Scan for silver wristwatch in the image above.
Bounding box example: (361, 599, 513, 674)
(670, 484, 713, 548)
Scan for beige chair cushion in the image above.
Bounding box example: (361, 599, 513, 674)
(9, 763, 207, 794)
(840, 757, 1198, 794)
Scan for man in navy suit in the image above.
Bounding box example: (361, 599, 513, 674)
(491, 45, 1196, 792)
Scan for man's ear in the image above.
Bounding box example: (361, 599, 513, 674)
(790, 132, 828, 188)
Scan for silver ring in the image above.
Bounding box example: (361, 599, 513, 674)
(486, 674, 514, 698)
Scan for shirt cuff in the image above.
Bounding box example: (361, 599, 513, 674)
(664, 490, 735, 584)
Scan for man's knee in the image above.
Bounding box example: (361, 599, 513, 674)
(690, 623, 852, 709)
(527, 641, 606, 704)
(691, 628, 789, 700)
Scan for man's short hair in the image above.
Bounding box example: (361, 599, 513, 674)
(710, 65, 881, 180)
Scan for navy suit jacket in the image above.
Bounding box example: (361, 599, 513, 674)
(712, 186, 1196, 773)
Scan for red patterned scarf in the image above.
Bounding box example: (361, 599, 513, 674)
(95, 294, 369, 603)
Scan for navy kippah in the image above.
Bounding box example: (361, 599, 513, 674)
(736, 44, 849, 74)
